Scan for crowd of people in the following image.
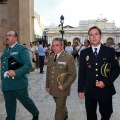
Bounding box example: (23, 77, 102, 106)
(65, 37, 120, 63)
(29, 34, 120, 72)
(1, 26, 120, 120)
(29, 41, 51, 73)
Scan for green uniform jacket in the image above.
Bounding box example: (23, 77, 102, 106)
(46, 51, 77, 97)
(1, 43, 32, 91)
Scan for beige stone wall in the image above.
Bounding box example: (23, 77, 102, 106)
(7, 0, 19, 32)
(30, 0, 34, 44)
(19, 0, 34, 49)
(0, 0, 34, 52)
(0, 4, 8, 52)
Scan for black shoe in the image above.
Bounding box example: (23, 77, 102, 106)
(40, 70, 44, 73)
(27, 72, 30, 74)
(40, 72, 44, 74)
(32, 115, 39, 120)
(64, 115, 68, 120)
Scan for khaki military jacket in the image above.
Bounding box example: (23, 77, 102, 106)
(46, 51, 76, 97)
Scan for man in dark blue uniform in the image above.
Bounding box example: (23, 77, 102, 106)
(1, 31, 39, 120)
(78, 26, 120, 120)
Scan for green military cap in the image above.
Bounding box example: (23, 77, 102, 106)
(101, 63, 111, 77)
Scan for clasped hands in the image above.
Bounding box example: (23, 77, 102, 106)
(4, 70, 16, 79)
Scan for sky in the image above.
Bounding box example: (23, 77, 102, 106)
(34, 0, 120, 27)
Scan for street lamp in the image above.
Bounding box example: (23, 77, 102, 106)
(60, 15, 64, 40)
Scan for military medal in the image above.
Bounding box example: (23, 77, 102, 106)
(86, 55, 89, 61)
(88, 64, 91, 68)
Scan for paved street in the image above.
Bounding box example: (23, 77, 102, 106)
(0, 64, 120, 120)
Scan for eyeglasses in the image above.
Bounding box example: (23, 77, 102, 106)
(5, 34, 16, 37)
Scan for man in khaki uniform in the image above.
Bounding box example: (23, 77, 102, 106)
(46, 37, 76, 120)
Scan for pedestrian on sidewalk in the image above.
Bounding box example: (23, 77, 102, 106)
(38, 41, 45, 74)
(1, 31, 39, 120)
(65, 42, 73, 55)
(78, 26, 120, 120)
(46, 37, 76, 120)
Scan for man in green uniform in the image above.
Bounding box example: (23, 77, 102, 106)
(1, 31, 39, 120)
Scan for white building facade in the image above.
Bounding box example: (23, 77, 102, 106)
(47, 18, 120, 45)
(34, 11, 44, 39)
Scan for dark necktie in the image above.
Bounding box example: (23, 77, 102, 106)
(54, 54, 57, 62)
(7, 47, 11, 52)
(94, 48, 98, 59)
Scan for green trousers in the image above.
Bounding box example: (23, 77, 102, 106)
(53, 96, 68, 120)
(3, 87, 39, 120)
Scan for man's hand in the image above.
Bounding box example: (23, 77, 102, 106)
(58, 82, 64, 91)
(7, 70, 16, 77)
(78, 92, 84, 99)
(96, 80, 105, 88)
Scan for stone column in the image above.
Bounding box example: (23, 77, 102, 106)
(0, 0, 34, 52)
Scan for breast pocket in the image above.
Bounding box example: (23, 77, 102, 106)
(86, 63, 92, 69)
(57, 63, 67, 70)
(85, 62, 96, 76)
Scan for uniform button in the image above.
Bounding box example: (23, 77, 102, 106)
(95, 63, 98, 65)
(52, 81, 53, 82)
(95, 69, 98, 71)
(5, 57, 6, 59)
(96, 74, 98, 76)
(52, 72, 54, 73)
(53, 67, 54, 69)
(2, 66, 4, 68)
(52, 76, 53, 78)
(3, 62, 5, 63)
